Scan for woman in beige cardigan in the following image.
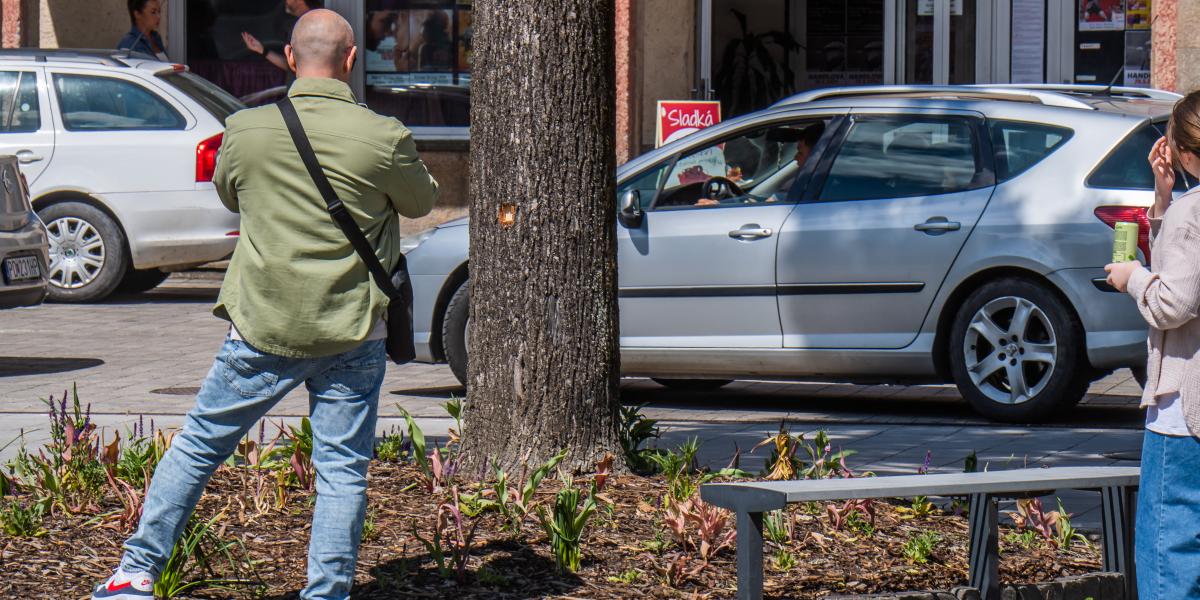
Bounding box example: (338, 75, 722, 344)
(1106, 91, 1200, 599)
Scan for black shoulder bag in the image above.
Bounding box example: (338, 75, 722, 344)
(277, 98, 415, 364)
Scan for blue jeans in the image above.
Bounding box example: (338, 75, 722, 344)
(1137, 430, 1200, 600)
(120, 336, 387, 600)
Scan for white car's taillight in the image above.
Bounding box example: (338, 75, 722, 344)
(196, 133, 223, 183)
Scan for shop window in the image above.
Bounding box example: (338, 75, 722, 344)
(186, 0, 306, 105)
(364, 0, 472, 128)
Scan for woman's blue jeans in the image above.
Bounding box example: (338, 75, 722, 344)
(1137, 430, 1200, 600)
(120, 336, 387, 600)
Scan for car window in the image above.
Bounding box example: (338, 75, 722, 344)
(157, 71, 245, 126)
(53, 74, 185, 131)
(989, 120, 1072, 181)
(1088, 122, 1190, 191)
(652, 118, 830, 210)
(618, 162, 670, 208)
(818, 116, 987, 202)
(0, 71, 40, 133)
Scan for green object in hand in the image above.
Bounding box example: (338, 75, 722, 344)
(1113, 222, 1139, 262)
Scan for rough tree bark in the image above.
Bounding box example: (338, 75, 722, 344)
(461, 0, 624, 474)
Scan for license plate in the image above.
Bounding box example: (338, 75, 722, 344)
(3, 255, 40, 284)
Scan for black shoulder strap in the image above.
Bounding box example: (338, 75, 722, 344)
(277, 97, 402, 298)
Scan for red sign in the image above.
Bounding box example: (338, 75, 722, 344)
(656, 100, 722, 147)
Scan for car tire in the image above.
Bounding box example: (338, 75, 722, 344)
(38, 201, 128, 303)
(651, 378, 733, 391)
(118, 268, 170, 294)
(948, 277, 1089, 423)
(443, 280, 470, 388)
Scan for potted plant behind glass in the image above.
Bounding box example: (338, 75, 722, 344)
(713, 9, 803, 118)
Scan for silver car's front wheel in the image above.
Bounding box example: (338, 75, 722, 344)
(963, 296, 1057, 405)
(47, 216, 105, 289)
(36, 201, 128, 302)
(949, 277, 1088, 422)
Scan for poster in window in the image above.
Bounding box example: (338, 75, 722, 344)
(1079, 0, 1124, 31)
(1011, 0, 1046, 83)
(457, 9, 473, 72)
(1124, 29, 1151, 86)
(364, 9, 454, 74)
(917, 0, 963, 16)
(1126, 0, 1151, 30)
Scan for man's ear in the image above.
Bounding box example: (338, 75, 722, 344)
(284, 44, 298, 73)
(345, 46, 359, 75)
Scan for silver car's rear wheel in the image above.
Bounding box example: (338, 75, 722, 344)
(37, 201, 128, 303)
(963, 296, 1057, 405)
(948, 277, 1088, 422)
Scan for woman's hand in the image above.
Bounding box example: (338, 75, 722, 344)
(241, 32, 265, 56)
(1149, 136, 1176, 217)
(1105, 260, 1141, 293)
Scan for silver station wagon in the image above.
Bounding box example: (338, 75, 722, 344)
(403, 85, 1181, 423)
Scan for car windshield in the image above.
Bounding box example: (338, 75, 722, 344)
(157, 71, 246, 125)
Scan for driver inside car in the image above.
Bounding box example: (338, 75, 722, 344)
(693, 122, 825, 206)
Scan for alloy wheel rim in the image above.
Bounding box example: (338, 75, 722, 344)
(963, 296, 1057, 405)
(46, 216, 105, 289)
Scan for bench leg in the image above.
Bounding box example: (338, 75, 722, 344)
(1101, 485, 1138, 600)
(968, 493, 999, 600)
(736, 510, 764, 600)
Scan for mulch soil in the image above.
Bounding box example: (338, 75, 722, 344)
(0, 462, 1102, 599)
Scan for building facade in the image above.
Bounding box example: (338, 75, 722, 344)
(3, 0, 1199, 206)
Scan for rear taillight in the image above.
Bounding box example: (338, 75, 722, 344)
(196, 132, 223, 183)
(1095, 205, 1152, 263)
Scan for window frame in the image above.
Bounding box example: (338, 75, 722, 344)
(804, 111, 996, 204)
(50, 72, 188, 133)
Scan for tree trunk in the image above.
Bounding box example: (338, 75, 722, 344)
(461, 0, 623, 474)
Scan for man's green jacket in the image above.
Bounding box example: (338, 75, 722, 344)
(213, 77, 438, 358)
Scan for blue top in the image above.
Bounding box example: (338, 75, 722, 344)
(116, 26, 167, 58)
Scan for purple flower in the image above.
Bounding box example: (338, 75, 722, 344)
(918, 450, 932, 475)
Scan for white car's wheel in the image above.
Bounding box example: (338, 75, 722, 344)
(38, 202, 127, 302)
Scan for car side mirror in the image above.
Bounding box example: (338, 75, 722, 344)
(618, 189, 644, 229)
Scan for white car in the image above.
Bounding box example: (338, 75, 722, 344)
(0, 49, 243, 301)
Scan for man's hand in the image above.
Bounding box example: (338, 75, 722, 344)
(1105, 260, 1141, 293)
(242, 32, 265, 56)
(695, 198, 720, 207)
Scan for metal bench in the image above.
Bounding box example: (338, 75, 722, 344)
(701, 466, 1140, 600)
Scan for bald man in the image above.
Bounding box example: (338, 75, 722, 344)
(93, 10, 438, 600)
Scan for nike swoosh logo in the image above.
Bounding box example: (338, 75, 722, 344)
(107, 580, 133, 593)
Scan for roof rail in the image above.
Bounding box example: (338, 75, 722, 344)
(773, 85, 1096, 111)
(970, 83, 1182, 101)
(0, 48, 133, 67)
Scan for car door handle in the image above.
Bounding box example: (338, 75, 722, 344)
(913, 218, 960, 233)
(729, 225, 773, 240)
(15, 150, 42, 164)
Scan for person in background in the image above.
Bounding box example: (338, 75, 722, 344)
(116, 0, 167, 61)
(1104, 90, 1200, 600)
(241, 0, 322, 73)
(91, 9, 438, 600)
